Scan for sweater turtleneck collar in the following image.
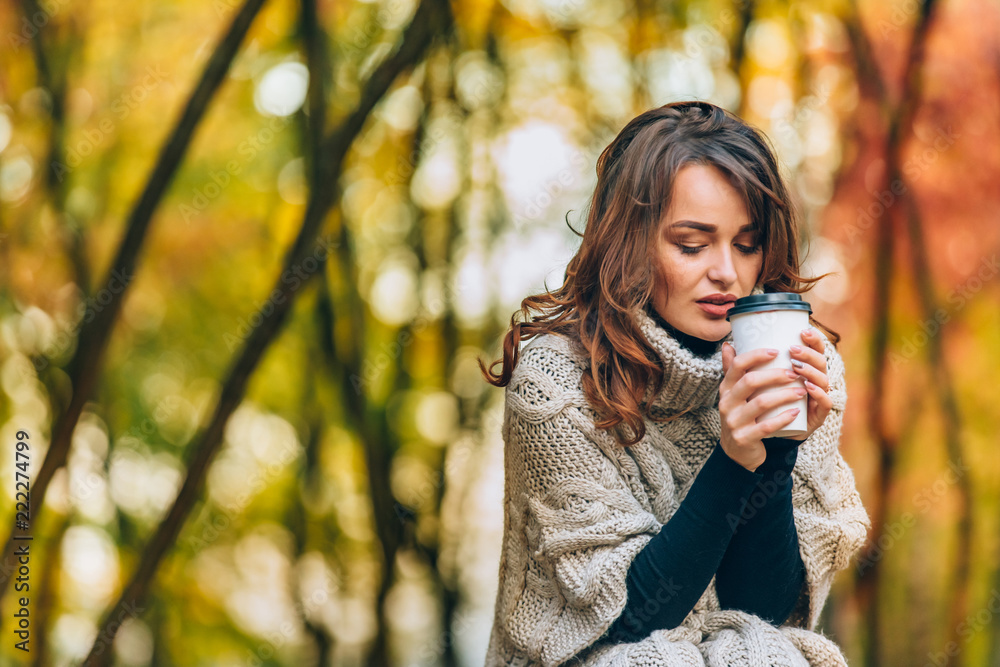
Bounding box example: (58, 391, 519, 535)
(633, 284, 765, 415)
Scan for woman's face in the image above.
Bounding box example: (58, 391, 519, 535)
(651, 163, 764, 342)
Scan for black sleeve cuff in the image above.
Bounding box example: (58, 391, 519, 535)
(683, 444, 765, 525)
(756, 438, 801, 479)
(604, 445, 764, 643)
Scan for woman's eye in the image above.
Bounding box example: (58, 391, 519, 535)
(675, 244, 761, 256)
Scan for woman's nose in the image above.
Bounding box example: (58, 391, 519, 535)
(707, 248, 739, 283)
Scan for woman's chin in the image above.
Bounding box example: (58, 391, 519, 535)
(686, 322, 730, 342)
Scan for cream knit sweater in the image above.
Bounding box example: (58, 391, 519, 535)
(485, 290, 871, 666)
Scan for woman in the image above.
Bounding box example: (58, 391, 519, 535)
(479, 101, 870, 666)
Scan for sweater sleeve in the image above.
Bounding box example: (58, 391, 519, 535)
(602, 443, 763, 643)
(715, 437, 806, 625)
(494, 360, 666, 666)
(774, 332, 872, 631)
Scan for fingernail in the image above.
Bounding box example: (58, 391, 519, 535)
(801, 329, 812, 337)
(785, 369, 798, 379)
(767, 348, 779, 355)
(790, 345, 802, 353)
(790, 359, 804, 368)
(804, 380, 816, 389)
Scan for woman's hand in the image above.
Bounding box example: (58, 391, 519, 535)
(719, 344, 808, 472)
(780, 328, 832, 442)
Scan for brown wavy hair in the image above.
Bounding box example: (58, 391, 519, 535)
(479, 101, 840, 446)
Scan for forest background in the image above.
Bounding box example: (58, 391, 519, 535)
(1, 0, 999, 665)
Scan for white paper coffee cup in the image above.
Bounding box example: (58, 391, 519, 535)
(726, 292, 813, 438)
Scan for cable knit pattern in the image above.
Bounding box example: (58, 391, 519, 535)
(486, 288, 871, 666)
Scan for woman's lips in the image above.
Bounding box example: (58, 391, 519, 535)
(696, 301, 734, 317)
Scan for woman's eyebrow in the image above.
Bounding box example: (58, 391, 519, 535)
(670, 220, 755, 233)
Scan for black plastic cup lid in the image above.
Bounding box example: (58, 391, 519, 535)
(725, 292, 812, 321)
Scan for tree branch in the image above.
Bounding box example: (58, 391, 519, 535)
(0, 0, 269, 608)
(843, 1, 960, 665)
(79, 1, 451, 664)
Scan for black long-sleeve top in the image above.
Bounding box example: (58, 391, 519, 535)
(603, 437, 805, 643)
(603, 316, 806, 644)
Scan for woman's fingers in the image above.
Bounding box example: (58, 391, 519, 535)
(791, 330, 826, 370)
(729, 383, 806, 431)
(722, 347, 781, 392)
(722, 345, 777, 381)
(791, 358, 827, 390)
(800, 328, 826, 354)
(790, 343, 824, 368)
(802, 376, 832, 410)
(727, 365, 800, 408)
(792, 338, 833, 441)
(734, 346, 780, 374)
(763, 407, 802, 438)
(721, 340, 737, 374)
(742, 406, 801, 441)
(720, 337, 829, 448)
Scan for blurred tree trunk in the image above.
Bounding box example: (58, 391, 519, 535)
(730, 0, 754, 120)
(77, 0, 451, 663)
(288, 352, 335, 667)
(0, 0, 270, 609)
(0, 155, 7, 299)
(436, 81, 464, 667)
(892, 15, 972, 667)
(290, 2, 335, 661)
(31, 513, 69, 667)
(328, 278, 411, 666)
(402, 52, 462, 667)
(18, 0, 91, 296)
(841, 2, 970, 666)
(13, 6, 78, 659)
(839, 7, 896, 662)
